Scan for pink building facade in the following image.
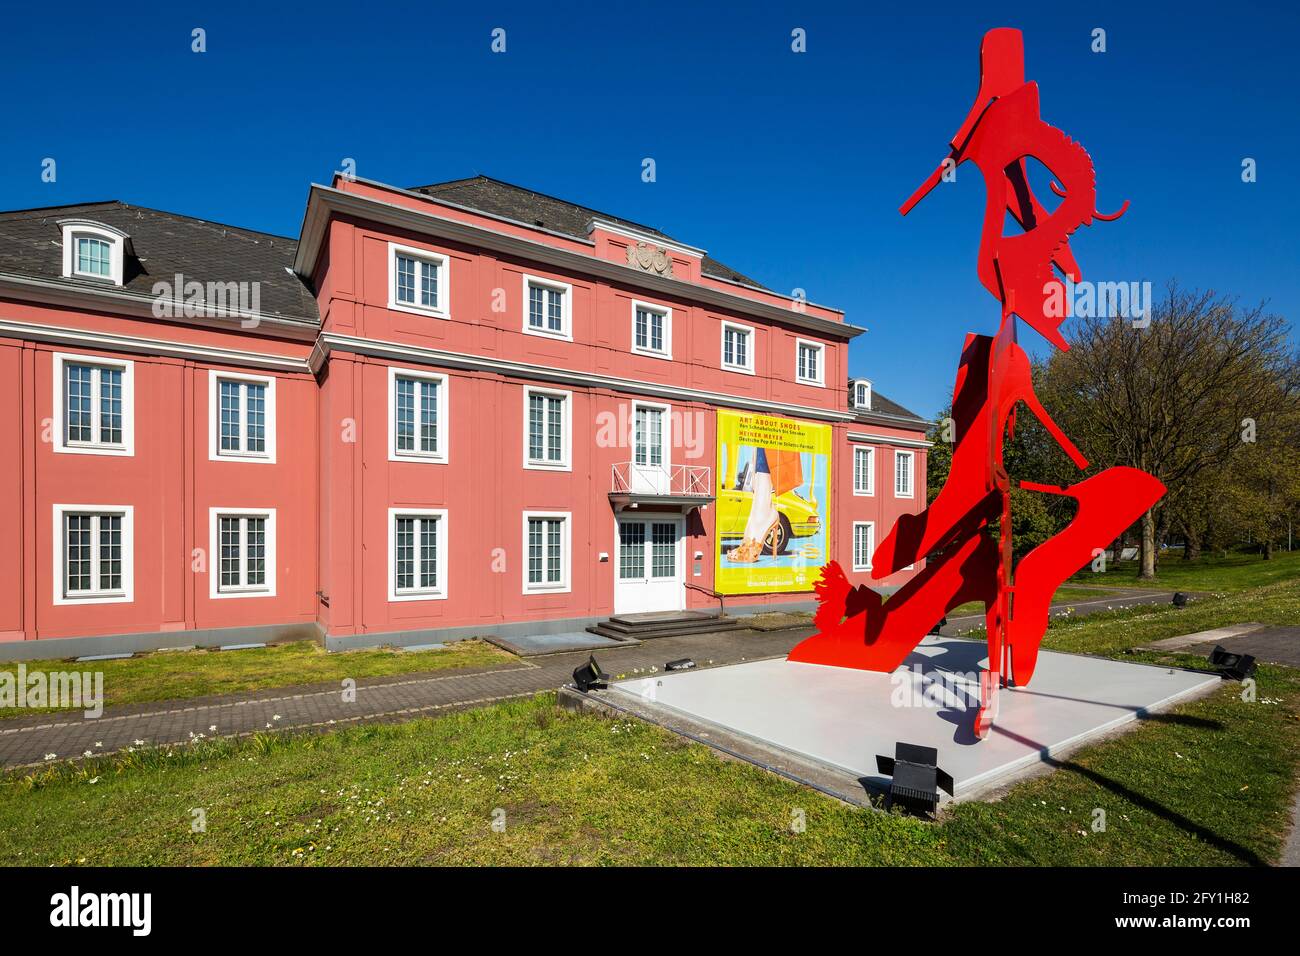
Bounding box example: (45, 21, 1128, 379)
(0, 177, 930, 656)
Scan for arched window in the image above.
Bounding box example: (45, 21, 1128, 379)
(59, 220, 129, 285)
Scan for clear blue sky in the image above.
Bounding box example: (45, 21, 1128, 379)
(3, 1, 1296, 418)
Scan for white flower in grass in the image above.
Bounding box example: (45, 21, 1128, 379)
(44, 753, 56, 761)
(209, 725, 217, 732)
(133, 739, 145, 746)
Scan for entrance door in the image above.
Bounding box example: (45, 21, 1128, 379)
(614, 516, 685, 614)
(628, 402, 671, 494)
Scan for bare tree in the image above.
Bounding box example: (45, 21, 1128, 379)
(1039, 284, 1292, 578)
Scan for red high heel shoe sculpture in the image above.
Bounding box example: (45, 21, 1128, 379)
(788, 28, 1164, 739)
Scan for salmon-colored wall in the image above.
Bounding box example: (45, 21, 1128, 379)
(0, 299, 317, 643)
(318, 217, 845, 413)
(838, 430, 929, 590)
(315, 355, 930, 635)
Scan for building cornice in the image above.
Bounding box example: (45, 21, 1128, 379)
(0, 318, 313, 373)
(848, 431, 934, 449)
(0, 271, 320, 341)
(313, 332, 863, 423)
(293, 185, 863, 342)
(585, 218, 707, 259)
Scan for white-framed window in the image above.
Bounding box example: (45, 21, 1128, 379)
(720, 320, 755, 374)
(388, 367, 449, 463)
(523, 386, 571, 470)
(853, 445, 875, 496)
(208, 370, 276, 463)
(632, 401, 670, 469)
(895, 450, 915, 498)
(59, 220, 127, 286)
(387, 242, 450, 318)
(52, 352, 134, 457)
(523, 511, 571, 594)
(631, 300, 672, 359)
(852, 521, 874, 572)
(522, 275, 572, 340)
(796, 339, 825, 386)
(208, 508, 277, 599)
(853, 380, 873, 409)
(388, 508, 449, 602)
(52, 504, 134, 605)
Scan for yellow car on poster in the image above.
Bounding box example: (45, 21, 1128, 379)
(717, 487, 821, 556)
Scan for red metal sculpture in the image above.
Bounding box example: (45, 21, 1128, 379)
(788, 28, 1165, 738)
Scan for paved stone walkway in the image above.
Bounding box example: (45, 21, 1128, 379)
(0, 628, 804, 768)
(943, 586, 1192, 635)
(1213, 626, 1300, 668)
(0, 587, 1188, 769)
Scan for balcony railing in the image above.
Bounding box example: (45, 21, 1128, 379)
(611, 462, 712, 498)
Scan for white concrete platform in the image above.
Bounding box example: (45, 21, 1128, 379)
(608, 636, 1220, 800)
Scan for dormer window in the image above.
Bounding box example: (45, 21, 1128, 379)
(59, 220, 128, 286)
(853, 379, 873, 410)
(76, 236, 112, 277)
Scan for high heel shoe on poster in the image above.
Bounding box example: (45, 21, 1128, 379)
(726, 538, 762, 563)
(726, 517, 780, 564)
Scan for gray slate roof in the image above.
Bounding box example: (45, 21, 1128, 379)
(0, 201, 318, 326)
(847, 381, 929, 426)
(865, 391, 928, 424)
(408, 176, 768, 289)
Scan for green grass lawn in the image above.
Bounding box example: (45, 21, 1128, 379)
(3, 572, 1298, 866)
(1069, 548, 1300, 593)
(0, 640, 513, 720)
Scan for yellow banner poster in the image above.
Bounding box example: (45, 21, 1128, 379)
(715, 410, 832, 594)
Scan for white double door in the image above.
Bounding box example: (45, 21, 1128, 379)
(614, 516, 685, 614)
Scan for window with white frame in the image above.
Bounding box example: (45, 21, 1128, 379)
(388, 508, 448, 601)
(853, 446, 875, 496)
(388, 368, 448, 463)
(207, 371, 275, 462)
(76, 236, 111, 277)
(523, 512, 570, 593)
(721, 321, 754, 373)
(633, 403, 665, 467)
(59, 220, 127, 285)
(853, 522, 874, 572)
(895, 450, 915, 498)
(53, 505, 133, 604)
(853, 380, 872, 409)
(209, 509, 276, 598)
(388, 242, 449, 317)
(524, 387, 570, 469)
(631, 301, 671, 358)
(796, 339, 824, 385)
(54, 353, 134, 456)
(523, 275, 572, 339)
